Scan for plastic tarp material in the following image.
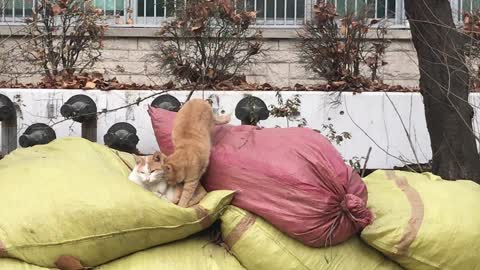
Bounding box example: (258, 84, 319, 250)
(0, 137, 234, 268)
(220, 206, 403, 270)
(361, 170, 480, 270)
(95, 232, 246, 270)
(149, 107, 373, 247)
(0, 258, 55, 270)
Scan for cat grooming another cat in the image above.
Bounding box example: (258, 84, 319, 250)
(128, 152, 181, 203)
(162, 99, 231, 207)
(128, 151, 207, 205)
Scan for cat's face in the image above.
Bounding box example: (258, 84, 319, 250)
(161, 162, 177, 185)
(130, 152, 166, 184)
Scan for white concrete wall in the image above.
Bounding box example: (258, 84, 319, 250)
(3, 89, 479, 169)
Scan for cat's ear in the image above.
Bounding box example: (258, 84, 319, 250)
(152, 151, 164, 162)
(164, 164, 173, 172)
(133, 155, 143, 165)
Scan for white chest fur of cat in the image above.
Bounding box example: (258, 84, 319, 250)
(128, 152, 180, 204)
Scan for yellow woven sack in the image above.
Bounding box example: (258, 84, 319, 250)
(221, 206, 402, 270)
(0, 137, 234, 268)
(0, 258, 55, 270)
(361, 170, 480, 270)
(95, 232, 245, 270)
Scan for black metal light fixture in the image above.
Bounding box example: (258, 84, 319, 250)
(60, 95, 97, 142)
(19, 123, 56, 148)
(60, 95, 97, 123)
(235, 95, 269, 125)
(0, 94, 15, 122)
(151, 94, 181, 112)
(103, 122, 139, 153)
(0, 94, 17, 154)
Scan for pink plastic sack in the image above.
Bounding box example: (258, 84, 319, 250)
(149, 106, 373, 247)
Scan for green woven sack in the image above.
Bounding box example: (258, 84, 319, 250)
(0, 258, 55, 270)
(95, 232, 245, 270)
(0, 137, 234, 268)
(221, 206, 403, 270)
(361, 170, 480, 270)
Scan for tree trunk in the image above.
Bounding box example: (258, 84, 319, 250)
(405, 0, 480, 182)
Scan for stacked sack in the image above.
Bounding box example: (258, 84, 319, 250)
(0, 137, 398, 270)
(148, 106, 480, 270)
(2, 106, 480, 269)
(220, 206, 402, 270)
(0, 138, 234, 269)
(0, 232, 246, 270)
(149, 107, 374, 247)
(361, 170, 480, 270)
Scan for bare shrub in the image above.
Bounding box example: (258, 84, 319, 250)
(20, 0, 107, 79)
(152, 0, 264, 85)
(298, 0, 390, 82)
(463, 10, 480, 90)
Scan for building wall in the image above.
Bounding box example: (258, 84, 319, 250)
(0, 28, 420, 87)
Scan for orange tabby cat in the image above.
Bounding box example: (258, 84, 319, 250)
(162, 99, 230, 207)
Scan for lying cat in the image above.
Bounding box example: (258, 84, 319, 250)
(162, 99, 230, 207)
(129, 151, 208, 205)
(129, 152, 182, 204)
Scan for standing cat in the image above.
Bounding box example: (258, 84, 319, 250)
(162, 99, 230, 207)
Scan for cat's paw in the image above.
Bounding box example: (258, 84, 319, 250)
(154, 191, 165, 198)
(146, 178, 157, 184)
(157, 193, 175, 204)
(143, 178, 159, 185)
(171, 196, 180, 204)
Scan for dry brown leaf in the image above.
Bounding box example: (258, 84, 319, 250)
(232, 14, 242, 24)
(369, 19, 380, 25)
(336, 41, 346, 52)
(207, 68, 216, 78)
(260, 83, 273, 90)
(84, 81, 96, 89)
(365, 56, 376, 67)
(51, 5, 63, 15)
(244, 11, 257, 20)
(294, 83, 306, 90)
(191, 24, 204, 32)
(332, 81, 346, 87)
(163, 81, 175, 89)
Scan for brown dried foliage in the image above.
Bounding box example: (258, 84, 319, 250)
(152, 0, 264, 85)
(20, 0, 107, 80)
(298, 0, 390, 83)
(0, 72, 174, 90)
(463, 10, 480, 91)
(0, 71, 422, 92)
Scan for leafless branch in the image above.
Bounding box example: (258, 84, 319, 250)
(49, 90, 168, 127)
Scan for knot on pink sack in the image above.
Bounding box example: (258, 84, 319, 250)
(340, 193, 374, 228)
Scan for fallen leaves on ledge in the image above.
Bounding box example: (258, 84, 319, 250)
(0, 73, 431, 92)
(0, 73, 175, 91)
